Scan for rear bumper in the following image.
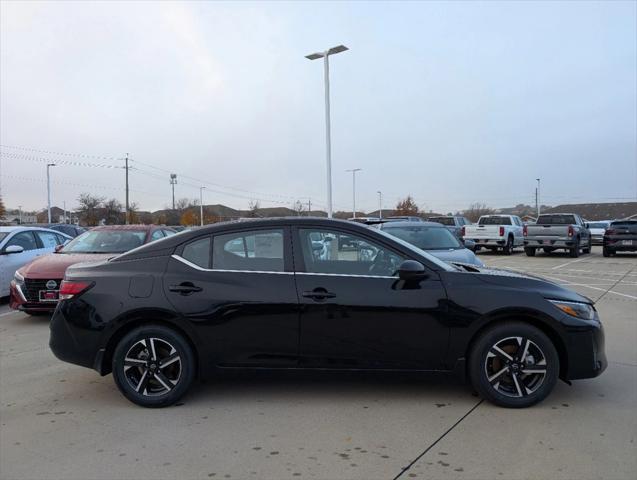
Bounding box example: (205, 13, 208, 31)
(524, 238, 576, 249)
(468, 238, 506, 247)
(49, 301, 104, 372)
(604, 237, 637, 252)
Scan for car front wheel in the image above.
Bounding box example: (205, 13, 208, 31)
(469, 322, 559, 408)
(112, 325, 195, 408)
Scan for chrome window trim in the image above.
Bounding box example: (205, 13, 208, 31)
(171, 254, 292, 275)
(171, 254, 397, 279)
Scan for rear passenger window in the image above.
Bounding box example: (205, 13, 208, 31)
(213, 229, 284, 272)
(36, 231, 60, 248)
(182, 237, 211, 268)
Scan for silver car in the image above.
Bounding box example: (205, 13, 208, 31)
(0, 226, 72, 297)
(376, 221, 484, 267)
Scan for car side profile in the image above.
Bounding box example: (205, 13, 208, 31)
(49, 218, 606, 408)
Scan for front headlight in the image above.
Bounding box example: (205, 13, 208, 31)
(549, 299, 596, 320)
(14, 270, 25, 285)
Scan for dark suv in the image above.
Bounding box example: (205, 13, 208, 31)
(603, 220, 637, 257)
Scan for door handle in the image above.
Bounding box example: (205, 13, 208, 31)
(302, 288, 336, 301)
(169, 283, 203, 295)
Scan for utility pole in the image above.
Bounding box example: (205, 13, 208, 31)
(377, 191, 383, 219)
(46, 163, 56, 223)
(63, 201, 66, 224)
(536, 178, 541, 217)
(199, 187, 205, 227)
(18, 205, 22, 225)
(346, 168, 362, 218)
(125, 153, 130, 225)
(170, 174, 177, 210)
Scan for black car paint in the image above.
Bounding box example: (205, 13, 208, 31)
(49, 218, 606, 383)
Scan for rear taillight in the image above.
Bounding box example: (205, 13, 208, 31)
(59, 280, 93, 300)
(523, 225, 528, 236)
(461, 226, 465, 237)
(499, 226, 504, 237)
(568, 225, 574, 237)
(605, 229, 615, 236)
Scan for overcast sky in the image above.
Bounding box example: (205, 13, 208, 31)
(1, 0, 635, 214)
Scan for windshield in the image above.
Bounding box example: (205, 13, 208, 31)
(61, 230, 147, 253)
(375, 228, 455, 272)
(383, 225, 462, 250)
(0, 233, 8, 243)
(588, 222, 609, 229)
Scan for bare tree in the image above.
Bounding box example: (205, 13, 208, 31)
(248, 200, 261, 218)
(175, 198, 195, 211)
(292, 200, 306, 216)
(463, 202, 495, 222)
(77, 193, 105, 226)
(104, 198, 123, 224)
(395, 195, 419, 216)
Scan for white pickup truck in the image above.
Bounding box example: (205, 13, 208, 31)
(463, 215, 524, 255)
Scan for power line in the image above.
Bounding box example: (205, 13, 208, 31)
(0, 144, 121, 161)
(0, 151, 124, 169)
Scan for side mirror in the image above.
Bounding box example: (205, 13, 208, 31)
(3, 245, 24, 254)
(398, 260, 427, 281)
(463, 239, 476, 250)
(54, 244, 65, 253)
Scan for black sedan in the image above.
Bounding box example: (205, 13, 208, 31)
(49, 218, 606, 408)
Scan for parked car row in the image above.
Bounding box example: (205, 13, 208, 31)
(3, 225, 176, 314)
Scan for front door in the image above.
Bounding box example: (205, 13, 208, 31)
(164, 227, 299, 368)
(293, 227, 449, 370)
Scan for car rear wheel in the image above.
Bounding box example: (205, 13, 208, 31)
(524, 247, 536, 257)
(503, 236, 514, 255)
(583, 239, 592, 254)
(469, 322, 559, 408)
(112, 325, 195, 408)
(569, 238, 580, 258)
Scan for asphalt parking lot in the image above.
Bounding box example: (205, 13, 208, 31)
(1, 246, 635, 480)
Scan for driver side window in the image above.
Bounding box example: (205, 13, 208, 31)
(298, 228, 404, 277)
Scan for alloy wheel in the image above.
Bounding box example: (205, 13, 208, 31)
(484, 336, 547, 398)
(123, 338, 182, 396)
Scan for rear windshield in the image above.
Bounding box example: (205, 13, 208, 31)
(383, 225, 462, 250)
(610, 221, 637, 227)
(428, 217, 454, 226)
(61, 230, 147, 253)
(536, 215, 576, 225)
(479, 216, 511, 225)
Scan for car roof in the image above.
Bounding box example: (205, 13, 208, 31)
(90, 224, 160, 232)
(380, 221, 444, 228)
(0, 226, 73, 237)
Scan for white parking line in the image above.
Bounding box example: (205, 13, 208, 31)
(544, 275, 637, 300)
(0, 310, 19, 317)
(551, 258, 587, 270)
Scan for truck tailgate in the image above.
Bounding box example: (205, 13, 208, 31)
(526, 225, 570, 239)
(465, 225, 502, 239)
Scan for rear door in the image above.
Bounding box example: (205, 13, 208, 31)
(293, 225, 449, 370)
(163, 226, 300, 368)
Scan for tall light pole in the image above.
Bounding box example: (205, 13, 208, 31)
(346, 168, 362, 218)
(18, 205, 22, 225)
(306, 44, 348, 218)
(46, 163, 56, 223)
(377, 191, 383, 219)
(170, 174, 177, 210)
(536, 178, 541, 217)
(199, 186, 205, 227)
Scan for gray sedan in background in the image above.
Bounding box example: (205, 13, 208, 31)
(376, 221, 484, 267)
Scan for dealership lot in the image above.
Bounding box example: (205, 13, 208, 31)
(1, 247, 635, 480)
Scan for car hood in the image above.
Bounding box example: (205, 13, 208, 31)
(18, 253, 114, 279)
(458, 265, 593, 304)
(427, 248, 483, 267)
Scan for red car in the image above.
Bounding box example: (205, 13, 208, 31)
(10, 225, 175, 314)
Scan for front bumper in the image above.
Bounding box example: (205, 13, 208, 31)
(10, 280, 59, 312)
(563, 320, 607, 380)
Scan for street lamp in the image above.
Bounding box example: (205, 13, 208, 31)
(199, 186, 205, 227)
(306, 44, 349, 218)
(346, 168, 362, 218)
(46, 163, 56, 223)
(536, 178, 541, 217)
(18, 205, 22, 225)
(377, 191, 383, 219)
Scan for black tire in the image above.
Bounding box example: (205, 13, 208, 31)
(503, 236, 514, 255)
(603, 247, 613, 257)
(112, 325, 196, 408)
(524, 247, 536, 257)
(582, 238, 591, 254)
(569, 238, 580, 258)
(469, 322, 559, 408)
(474, 246, 482, 252)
